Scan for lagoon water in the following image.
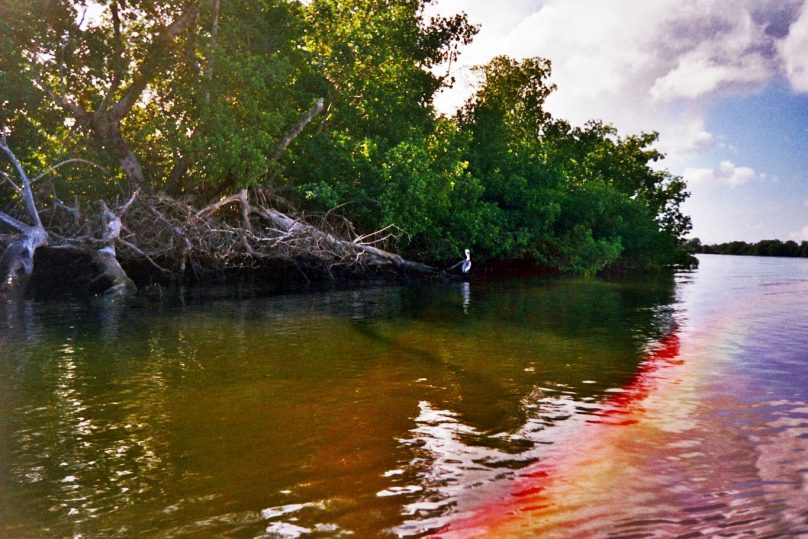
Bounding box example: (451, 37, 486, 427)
(1, 254, 807, 537)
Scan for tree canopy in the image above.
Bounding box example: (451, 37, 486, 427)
(1, 0, 694, 280)
(691, 238, 808, 258)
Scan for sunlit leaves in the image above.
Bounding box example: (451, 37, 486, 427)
(1, 0, 693, 273)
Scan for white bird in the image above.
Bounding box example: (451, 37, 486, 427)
(461, 249, 471, 274)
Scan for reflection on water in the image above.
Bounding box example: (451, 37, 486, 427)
(1, 255, 807, 537)
(460, 282, 470, 315)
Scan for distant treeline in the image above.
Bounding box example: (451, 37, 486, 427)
(687, 238, 808, 258)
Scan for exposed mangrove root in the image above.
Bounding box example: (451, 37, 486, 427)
(91, 248, 137, 297)
(0, 134, 49, 298)
(259, 205, 437, 275)
(2, 178, 438, 298)
(3, 114, 438, 299)
(91, 195, 140, 297)
(1, 88, 369, 297)
(116, 186, 439, 279)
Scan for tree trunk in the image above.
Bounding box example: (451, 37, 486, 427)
(0, 227, 48, 299)
(91, 246, 136, 298)
(0, 136, 48, 299)
(33, 2, 200, 191)
(91, 197, 138, 298)
(259, 208, 437, 275)
(91, 115, 147, 187)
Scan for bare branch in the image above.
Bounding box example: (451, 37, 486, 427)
(0, 211, 30, 234)
(76, 4, 88, 28)
(203, 0, 222, 104)
(118, 237, 171, 274)
(0, 134, 42, 228)
(0, 169, 21, 191)
(195, 193, 243, 218)
(31, 159, 108, 183)
(119, 189, 141, 215)
(30, 70, 91, 124)
(354, 223, 402, 245)
(272, 98, 325, 160)
(42, 242, 89, 254)
(238, 188, 252, 232)
(95, 1, 124, 115)
(52, 196, 82, 224)
(97, 77, 122, 117)
(109, 2, 201, 121)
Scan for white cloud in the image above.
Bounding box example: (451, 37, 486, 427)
(657, 117, 716, 162)
(650, 53, 772, 102)
(649, 9, 775, 102)
(684, 161, 764, 187)
(778, 2, 808, 91)
(429, 0, 805, 164)
(796, 225, 808, 241)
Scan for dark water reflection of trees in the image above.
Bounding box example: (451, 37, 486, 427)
(0, 274, 679, 536)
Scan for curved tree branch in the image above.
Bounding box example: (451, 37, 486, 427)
(1, 133, 42, 228)
(0, 135, 49, 297)
(31, 159, 108, 183)
(108, 2, 201, 121)
(272, 98, 325, 160)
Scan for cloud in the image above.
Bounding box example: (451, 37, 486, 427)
(429, 0, 806, 163)
(649, 8, 776, 102)
(657, 117, 716, 162)
(778, 2, 808, 91)
(796, 225, 808, 241)
(683, 161, 764, 187)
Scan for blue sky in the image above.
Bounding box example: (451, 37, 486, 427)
(428, 0, 808, 243)
(685, 86, 808, 242)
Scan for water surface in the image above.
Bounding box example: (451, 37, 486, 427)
(1, 255, 806, 537)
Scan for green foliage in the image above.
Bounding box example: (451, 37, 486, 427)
(544, 225, 624, 274)
(1, 0, 693, 274)
(302, 0, 476, 144)
(135, 0, 318, 192)
(448, 55, 691, 271)
(697, 239, 808, 258)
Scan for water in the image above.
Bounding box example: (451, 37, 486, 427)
(0, 254, 806, 537)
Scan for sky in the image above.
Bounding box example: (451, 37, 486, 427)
(427, 0, 808, 244)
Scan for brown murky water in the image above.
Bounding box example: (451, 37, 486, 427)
(1, 255, 807, 537)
